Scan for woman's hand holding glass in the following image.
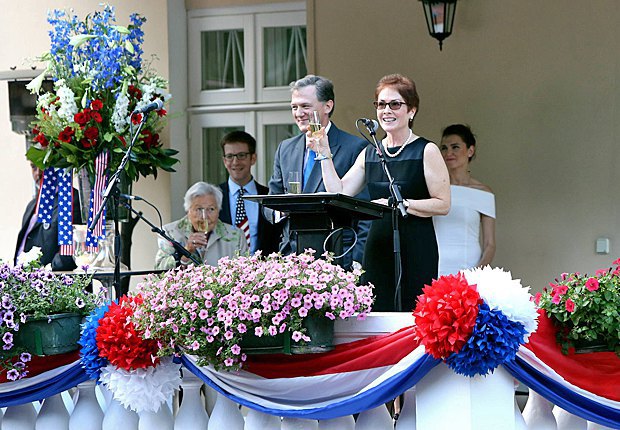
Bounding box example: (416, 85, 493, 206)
(306, 111, 331, 160)
(189, 208, 209, 257)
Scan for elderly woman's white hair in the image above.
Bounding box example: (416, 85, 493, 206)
(183, 182, 223, 212)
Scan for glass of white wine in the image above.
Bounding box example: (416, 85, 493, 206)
(309, 110, 322, 138)
(72, 224, 96, 270)
(309, 110, 328, 161)
(195, 209, 208, 258)
(287, 171, 301, 194)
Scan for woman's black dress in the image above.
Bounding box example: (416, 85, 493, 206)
(362, 137, 438, 312)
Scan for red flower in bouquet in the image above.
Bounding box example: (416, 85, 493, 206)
(413, 273, 482, 359)
(96, 296, 160, 371)
(26, 5, 179, 182)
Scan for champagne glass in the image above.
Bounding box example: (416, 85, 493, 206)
(309, 111, 322, 138)
(309, 111, 328, 161)
(72, 224, 96, 270)
(194, 209, 209, 258)
(287, 171, 301, 194)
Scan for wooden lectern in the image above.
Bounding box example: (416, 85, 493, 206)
(245, 193, 388, 258)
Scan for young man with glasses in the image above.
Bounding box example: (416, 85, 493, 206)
(218, 131, 281, 255)
(267, 75, 370, 269)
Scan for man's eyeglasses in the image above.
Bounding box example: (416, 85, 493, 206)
(373, 100, 408, 111)
(223, 152, 252, 161)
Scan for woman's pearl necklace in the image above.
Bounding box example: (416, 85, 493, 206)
(382, 129, 413, 158)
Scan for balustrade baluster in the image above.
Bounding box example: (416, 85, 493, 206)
(355, 404, 393, 429)
(102, 397, 138, 430)
(175, 374, 209, 430)
(69, 380, 104, 430)
(3, 402, 37, 430)
(394, 390, 416, 429)
(208, 393, 244, 430)
(203, 384, 218, 416)
(36, 393, 69, 430)
(514, 398, 527, 430)
(318, 415, 355, 429)
(139, 404, 174, 430)
(522, 389, 557, 430)
(244, 409, 281, 429)
(554, 405, 587, 429)
(281, 417, 318, 429)
(587, 422, 617, 429)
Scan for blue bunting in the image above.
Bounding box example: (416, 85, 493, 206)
(79, 303, 110, 379)
(446, 303, 527, 377)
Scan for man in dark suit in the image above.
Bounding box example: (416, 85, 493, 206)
(14, 163, 80, 270)
(267, 75, 370, 267)
(218, 131, 281, 255)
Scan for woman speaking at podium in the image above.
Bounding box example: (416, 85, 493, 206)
(307, 74, 450, 312)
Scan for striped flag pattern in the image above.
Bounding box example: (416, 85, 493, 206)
(37, 168, 58, 229)
(86, 151, 110, 248)
(235, 187, 251, 248)
(57, 168, 74, 255)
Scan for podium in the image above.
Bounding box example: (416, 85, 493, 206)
(245, 193, 388, 258)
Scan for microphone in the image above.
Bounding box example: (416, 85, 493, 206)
(359, 118, 379, 134)
(119, 193, 143, 201)
(132, 98, 164, 114)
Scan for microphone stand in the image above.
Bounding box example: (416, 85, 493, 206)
(358, 120, 408, 312)
(89, 113, 147, 298)
(118, 199, 201, 266)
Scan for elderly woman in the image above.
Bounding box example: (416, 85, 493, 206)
(308, 74, 450, 311)
(155, 182, 248, 269)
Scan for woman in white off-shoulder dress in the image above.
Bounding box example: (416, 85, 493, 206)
(434, 124, 496, 276)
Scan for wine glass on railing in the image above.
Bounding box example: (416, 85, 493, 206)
(72, 225, 96, 270)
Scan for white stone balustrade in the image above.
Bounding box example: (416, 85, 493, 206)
(0, 313, 614, 429)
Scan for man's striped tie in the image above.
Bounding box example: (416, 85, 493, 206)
(235, 187, 251, 249)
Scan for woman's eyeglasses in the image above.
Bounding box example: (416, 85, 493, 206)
(191, 207, 217, 215)
(223, 152, 251, 161)
(373, 100, 408, 111)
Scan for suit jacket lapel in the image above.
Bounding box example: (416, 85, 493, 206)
(219, 183, 232, 224)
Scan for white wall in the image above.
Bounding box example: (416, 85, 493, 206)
(313, 0, 620, 290)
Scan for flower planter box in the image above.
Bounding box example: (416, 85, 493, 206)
(16, 313, 82, 356)
(242, 317, 335, 355)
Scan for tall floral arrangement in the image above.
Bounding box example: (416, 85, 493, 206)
(26, 5, 178, 181)
(536, 258, 620, 355)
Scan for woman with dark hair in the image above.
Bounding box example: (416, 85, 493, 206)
(434, 124, 495, 276)
(308, 74, 450, 311)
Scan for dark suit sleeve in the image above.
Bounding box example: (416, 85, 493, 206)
(268, 141, 286, 195)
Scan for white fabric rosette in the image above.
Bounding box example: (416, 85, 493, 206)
(99, 356, 182, 413)
(463, 266, 539, 340)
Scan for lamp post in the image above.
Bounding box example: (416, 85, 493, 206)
(419, 0, 458, 51)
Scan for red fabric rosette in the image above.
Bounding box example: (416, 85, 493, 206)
(96, 296, 160, 371)
(413, 274, 482, 359)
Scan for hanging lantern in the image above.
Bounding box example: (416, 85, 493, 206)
(419, 0, 458, 51)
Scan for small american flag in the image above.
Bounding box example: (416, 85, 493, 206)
(37, 168, 58, 229)
(57, 168, 74, 255)
(86, 151, 109, 248)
